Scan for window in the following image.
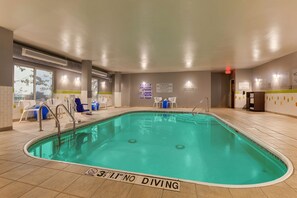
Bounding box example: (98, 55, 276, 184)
(14, 65, 53, 102)
(92, 78, 98, 101)
(36, 69, 53, 101)
(14, 66, 34, 101)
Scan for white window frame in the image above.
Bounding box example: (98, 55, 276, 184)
(14, 64, 54, 102)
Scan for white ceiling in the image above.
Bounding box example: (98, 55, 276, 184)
(1, 0, 297, 73)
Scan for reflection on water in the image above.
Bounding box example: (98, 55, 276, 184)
(29, 112, 287, 185)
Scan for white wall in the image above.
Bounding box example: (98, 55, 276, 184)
(239, 51, 297, 116)
(122, 71, 211, 108)
(235, 69, 253, 108)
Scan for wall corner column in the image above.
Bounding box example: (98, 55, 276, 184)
(81, 60, 92, 112)
(114, 73, 122, 107)
(0, 27, 13, 131)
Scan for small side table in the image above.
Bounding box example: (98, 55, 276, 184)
(92, 102, 100, 111)
(162, 100, 169, 108)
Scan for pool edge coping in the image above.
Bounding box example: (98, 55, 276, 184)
(23, 109, 294, 189)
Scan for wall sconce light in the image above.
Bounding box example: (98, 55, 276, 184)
(74, 77, 80, 87)
(255, 78, 262, 83)
(272, 74, 281, 86)
(255, 78, 262, 86)
(101, 81, 106, 89)
(185, 80, 193, 88)
(273, 73, 281, 79)
(61, 75, 68, 84)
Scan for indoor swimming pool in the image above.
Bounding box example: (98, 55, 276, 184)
(26, 112, 290, 186)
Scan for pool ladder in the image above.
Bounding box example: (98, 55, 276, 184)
(192, 97, 209, 115)
(39, 103, 76, 137)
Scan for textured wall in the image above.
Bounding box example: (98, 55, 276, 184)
(250, 52, 297, 116)
(121, 74, 131, 107)
(252, 52, 297, 90)
(122, 71, 211, 108)
(0, 28, 13, 86)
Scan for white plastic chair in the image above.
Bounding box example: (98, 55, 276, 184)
(153, 97, 162, 108)
(46, 98, 63, 107)
(46, 98, 63, 118)
(168, 97, 177, 108)
(99, 97, 108, 109)
(19, 100, 39, 122)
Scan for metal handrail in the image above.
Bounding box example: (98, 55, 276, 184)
(55, 104, 76, 136)
(192, 97, 209, 115)
(39, 103, 61, 137)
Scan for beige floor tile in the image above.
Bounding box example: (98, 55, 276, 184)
(64, 164, 90, 174)
(0, 181, 34, 198)
(56, 193, 80, 198)
(0, 161, 23, 174)
(0, 177, 13, 188)
(160, 181, 197, 198)
(180, 182, 196, 194)
(26, 158, 50, 167)
(63, 175, 104, 197)
(20, 187, 59, 198)
(40, 171, 80, 192)
(288, 157, 297, 168)
(12, 155, 33, 163)
(0, 159, 7, 164)
(229, 187, 266, 198)
(44, 161, 70, 170)
(91, 180, 133, 198)
(162, 189, 197, 198)
(195, 184, 232, 198)
(261, 182, 297, 198)
(0, 164, 39, 180)
(18, 167, 60, 185)
(285, 174, 297, 188)
(0, 152, 23, 160)
(127, 185, 163, 198)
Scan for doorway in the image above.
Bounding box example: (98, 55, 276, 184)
(230, 79, 235, 108)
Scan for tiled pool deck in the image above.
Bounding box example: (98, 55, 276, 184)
(0, 107, 297, 197)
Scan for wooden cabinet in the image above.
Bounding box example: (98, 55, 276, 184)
(246, 92, 265, 111)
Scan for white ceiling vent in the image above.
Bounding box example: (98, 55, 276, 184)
(92, 69, 108, 77)
(22, 48, 68, 66)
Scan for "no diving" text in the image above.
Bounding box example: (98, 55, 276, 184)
(85, 168, 180, 191)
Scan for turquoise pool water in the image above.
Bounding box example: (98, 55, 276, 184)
(28, 112, 287, 185)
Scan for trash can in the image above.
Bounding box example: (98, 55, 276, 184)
(162, 100, 169, 108)
(92, 102, 100, 111)
(34, 106, 49, 120)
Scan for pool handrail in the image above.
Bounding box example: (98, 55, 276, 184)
(192, 97, 209, 115)
(39, 103, 61, 137)
(55, 103, 76, 136)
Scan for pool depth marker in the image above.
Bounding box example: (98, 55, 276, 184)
(85, 168, 180, 191)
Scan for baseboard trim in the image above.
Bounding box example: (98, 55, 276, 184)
(0, 126, 13, 132)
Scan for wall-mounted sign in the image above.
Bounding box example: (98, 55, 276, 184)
(85, 168, 180, 191)
(139, 82, 152, 99)
(183, 80, 195, 92)
(238, 82, 250, 90)
(156, 83, 173, 93)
